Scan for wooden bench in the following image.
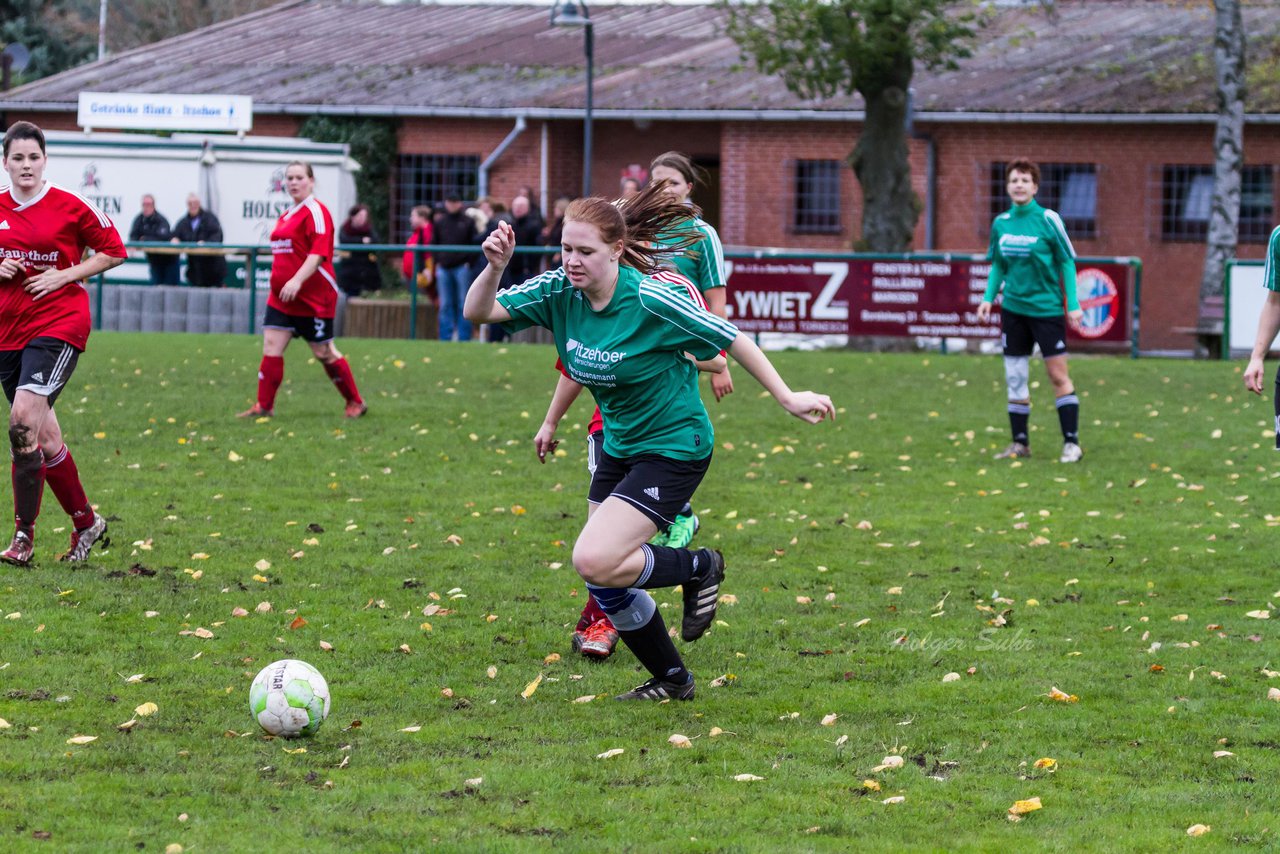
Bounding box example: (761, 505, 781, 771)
(1172, 294, 1224, 358)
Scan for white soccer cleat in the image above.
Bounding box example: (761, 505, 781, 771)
(1059, 442, 1084, 463)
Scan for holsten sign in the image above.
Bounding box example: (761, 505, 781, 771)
(724, 257, 1131, 345)
(78, 92, 253, 133)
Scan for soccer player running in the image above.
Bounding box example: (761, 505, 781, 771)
(977, 158, 1085, 464)
(649, 152, 731, 547)
(536, 269, 727, 661)
(0, 121, 124, 565)
(1242, 225, 1280, 426)
(238, 161, 366, 419)
(465, 184, 834, 701)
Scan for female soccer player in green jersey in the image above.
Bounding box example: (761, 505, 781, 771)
(977, 159, 1085, 464)
(464, 184, 834, 701)
(648, 151, 729, 549)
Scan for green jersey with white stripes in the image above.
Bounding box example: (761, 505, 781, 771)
(1263, 226, 1280, 291)
(654, 215, 726, 296)
(498, 265, 739, 460)
(984, 200, 1079, 318)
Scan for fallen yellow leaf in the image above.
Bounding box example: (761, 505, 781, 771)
(134, 702, 158, 717)
(521, 673, 543, 699)
(1009, 797, 1042, 816)
(1047, 687, 1078, 703)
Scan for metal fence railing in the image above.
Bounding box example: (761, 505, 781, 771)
(96, 243, 1144, 355)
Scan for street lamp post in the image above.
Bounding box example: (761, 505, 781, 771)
(550, 1, 593, 197)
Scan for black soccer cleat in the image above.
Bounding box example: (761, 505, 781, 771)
(681, 549, 724, 642)
(615, 674, 695, 701)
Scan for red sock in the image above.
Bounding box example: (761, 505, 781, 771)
(323, 357, 363, 405)
(44, 444, 93, 529)
(258, 355, 284, 410)
(11, 448, 45, 535)
(578, 593, 609, 629)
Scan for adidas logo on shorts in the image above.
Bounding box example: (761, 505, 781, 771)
(30, 372, 43, 383)
(643, 486, 660, 501)
(0, 221, 9, 230)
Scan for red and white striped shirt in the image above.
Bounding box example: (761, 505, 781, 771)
(267, 196, 339, 318)
(0, 183, 126, 351)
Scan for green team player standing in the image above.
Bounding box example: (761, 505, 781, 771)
(977, 158, 1085, 464)
(649, 151, 730, 547)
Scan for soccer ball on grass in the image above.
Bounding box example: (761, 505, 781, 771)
(249, 658, 330, 738)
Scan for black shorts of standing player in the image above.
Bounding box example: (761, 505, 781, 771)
(587, 448, 712, 531)
(586, 430, 603, 478)
(263, 305, 334, 344)
(1002, 308, 1068, 359)
(0, 337, 81, 406)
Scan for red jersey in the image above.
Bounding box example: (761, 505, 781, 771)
(555, 270, 713, 437)
(267, 196, 339, 318)
(0, 183, 126, 351)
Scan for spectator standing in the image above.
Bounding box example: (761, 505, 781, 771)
(337, 204, 381, 297)
(539, 195, 571, 272)
(128, 194, 177, 284)
(470, 197, 514, 343)
(508, 194, 544, 287)
(171, 193, 227, 288)
(430, 193, 479, 341)
(401, 205, 435, 301)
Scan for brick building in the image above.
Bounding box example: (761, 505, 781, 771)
(2, 0, 1277, 352)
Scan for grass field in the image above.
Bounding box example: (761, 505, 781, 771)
(1, 332, 1277, 852)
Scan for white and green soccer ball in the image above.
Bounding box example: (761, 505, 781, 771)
(249, 659, 330, 738)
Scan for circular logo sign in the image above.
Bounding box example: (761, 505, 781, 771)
(1075, 268, 1120, 339)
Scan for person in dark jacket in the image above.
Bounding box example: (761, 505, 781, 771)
(170, 193, 227, 288)
(508, 194, 544, 287)
(337, 204, 381, 297)
(129, 194, 177, 284)
(431, 193, 479, 341)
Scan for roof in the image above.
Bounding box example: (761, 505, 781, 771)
(3, 0, 1278, 120)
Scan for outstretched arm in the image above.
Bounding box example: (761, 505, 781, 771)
(463, 220, 516, 325)
(726, 333, 835, 424)
(536, 373, 587, 463)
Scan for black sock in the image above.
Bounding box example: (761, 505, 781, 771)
(677, 502, 692, 517)
(1056, 394, 1080, 444)
(616, 610, 688, 683)
(634, 545, 713, 589)
(1008, 402, 1030, 445)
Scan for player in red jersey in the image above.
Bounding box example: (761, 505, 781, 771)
(237, 161, 366, 419)
(535, 270, 725, 659)
(0, 121, 125, 566)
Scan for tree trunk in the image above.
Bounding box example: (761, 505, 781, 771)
(850, 84, 918, 253)
(1197, 0, 1245, 356)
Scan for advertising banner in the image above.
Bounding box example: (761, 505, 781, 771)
(724, 256, 1131, 344)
